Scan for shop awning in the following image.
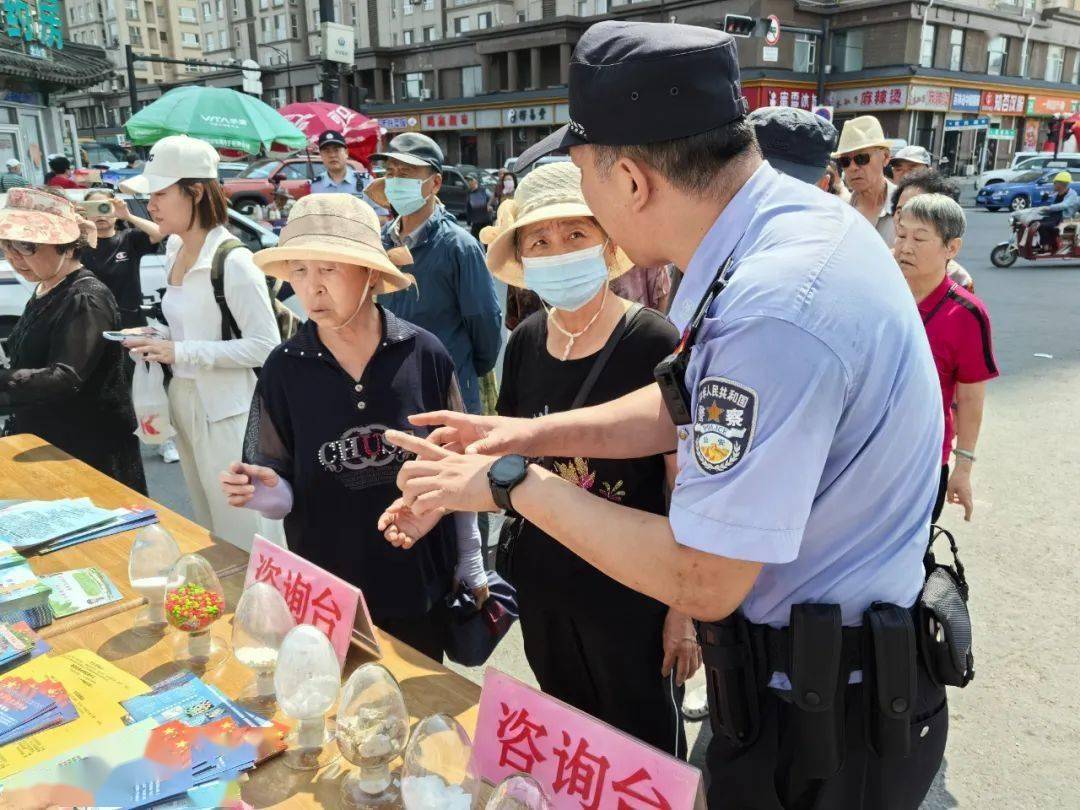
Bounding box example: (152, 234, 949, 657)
(0, 38, 112, 90)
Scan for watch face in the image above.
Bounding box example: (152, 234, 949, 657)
(489, 454, 527, 486)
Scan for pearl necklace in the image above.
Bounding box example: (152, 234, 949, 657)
(545, 285, 609, 361)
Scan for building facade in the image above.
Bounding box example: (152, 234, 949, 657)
(54, 0, 1080, 172)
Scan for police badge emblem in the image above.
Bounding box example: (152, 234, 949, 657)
(693, 376, 758, 474)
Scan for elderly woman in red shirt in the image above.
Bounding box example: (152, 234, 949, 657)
(893, 193, 998, 522)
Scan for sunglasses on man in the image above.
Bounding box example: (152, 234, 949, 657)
(0, 239, 37, 257)
(838, 153, 874, 170)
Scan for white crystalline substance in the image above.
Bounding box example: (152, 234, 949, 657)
(236, 646, 278, 670)
(279, 674, 339, 717)
(337, 712, 395, 759)
(401, 774, 472, 810)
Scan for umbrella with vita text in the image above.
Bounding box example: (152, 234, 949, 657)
(124, 86, 308, 156)
(277, 101, 382, 166)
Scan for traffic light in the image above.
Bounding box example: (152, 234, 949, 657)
(723, 14, 756, 38)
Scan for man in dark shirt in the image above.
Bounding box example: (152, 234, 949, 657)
(79, 192, 163, 329)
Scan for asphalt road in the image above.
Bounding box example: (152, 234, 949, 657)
(140, 203, 1080, 807)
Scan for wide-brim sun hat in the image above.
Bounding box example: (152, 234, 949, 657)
(0, 187, 97, 247)
(120, 134, 219, 195)
(832, 115, 892, 157)
(252, 192, 414, 295)
(478, 161, 633, 288)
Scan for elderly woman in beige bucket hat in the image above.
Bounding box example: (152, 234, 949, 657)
(219, 192, 488, 662)
(0, 187, 146, 494)
(402, 161, 700, 754)
(833, 114, 897, 244)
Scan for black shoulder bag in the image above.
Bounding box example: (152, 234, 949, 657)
(919, 524, 975, 687)
(495, 304, 643, 584)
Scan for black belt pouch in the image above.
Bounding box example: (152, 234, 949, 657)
(863, 602, 916, 759)
(696, 618, 761, 748)
(788, 603, 845, 777)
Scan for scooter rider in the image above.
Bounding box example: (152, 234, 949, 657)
(1037, 171, 1080, 251)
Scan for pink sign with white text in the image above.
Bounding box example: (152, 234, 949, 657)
(472, 669, 705, 810)
(243, 534, 380, 665)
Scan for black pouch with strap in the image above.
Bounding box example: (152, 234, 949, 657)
(211, 238, 300, 347)
(919, 525, 974, 688)
(495, 304, 643, 584)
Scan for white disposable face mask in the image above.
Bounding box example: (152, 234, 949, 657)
(521, 242, 610, 312)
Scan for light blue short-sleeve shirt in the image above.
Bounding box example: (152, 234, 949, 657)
(310, 167, 390, 217)
(668, 163, 943, 628)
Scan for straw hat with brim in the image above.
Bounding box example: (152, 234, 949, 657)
(832, 115, 892, 157)
(478, 161, 633, 288)
(0, 187, 97, 247)
(252, 193, 414, 294)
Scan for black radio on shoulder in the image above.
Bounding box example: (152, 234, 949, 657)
(654, 348, 694, 426)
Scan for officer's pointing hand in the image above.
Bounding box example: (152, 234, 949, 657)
(384, 430, 499, 515)
(408, 411, 539, 456)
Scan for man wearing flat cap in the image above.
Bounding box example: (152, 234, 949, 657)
(385, 21, 949, 808)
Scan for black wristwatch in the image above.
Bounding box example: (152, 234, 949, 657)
(488, 454, 530, 514)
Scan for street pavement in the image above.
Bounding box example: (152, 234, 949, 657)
(140, 204, 1080, 807)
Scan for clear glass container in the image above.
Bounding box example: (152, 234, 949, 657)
(127, 525, 181, 636)
(485, 773, 552, 810)
(163, 553, 227, 669)
(231, 581, 295, 704)
(274, 623, 341, 770)
(335, 663, 409, 807)
(401, 714, 479, 810)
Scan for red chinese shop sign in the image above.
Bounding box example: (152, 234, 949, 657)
(744, 86, 818, 111)
(244, 534, 381, 665)
(472, 669, 705, 809)
(981, 91, 1025, 114)
(422, 110, 475, 131)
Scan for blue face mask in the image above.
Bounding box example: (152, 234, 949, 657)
(384, 176, 430, 216)
(522, 243, 610, 312)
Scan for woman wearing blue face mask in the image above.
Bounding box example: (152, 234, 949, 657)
(475, 161, 699, 757)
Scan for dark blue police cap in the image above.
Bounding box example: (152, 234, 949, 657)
(516, 21, 748, 170)
(748, 106, 837, 185)
(317, 130, 347, 148)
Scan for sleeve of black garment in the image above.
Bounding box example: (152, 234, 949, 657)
(0, 284, 117, 408)
(126, 228, 155, 261)
(241, 360, 294, 484)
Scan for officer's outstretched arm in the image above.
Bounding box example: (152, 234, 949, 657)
(511, 465, 761, 621)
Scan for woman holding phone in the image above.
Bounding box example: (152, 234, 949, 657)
(79, 190, 163, 330)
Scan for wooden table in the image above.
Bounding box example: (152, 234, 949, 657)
(0, 435, 486, 807)
(0, 433, 250, 633)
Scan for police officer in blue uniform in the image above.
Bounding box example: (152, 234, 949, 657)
(384, 21, 963, 809)
(309, 129, 389, 218)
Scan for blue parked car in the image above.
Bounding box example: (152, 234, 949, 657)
(976, 168, 1080, 212)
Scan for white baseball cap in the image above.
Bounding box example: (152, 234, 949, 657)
(5, 158, 20, 169)
(120, 135, 219, 194)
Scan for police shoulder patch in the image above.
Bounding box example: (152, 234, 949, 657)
(693, 376, 758, 474)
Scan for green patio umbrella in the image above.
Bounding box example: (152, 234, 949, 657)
(124, 86, 308, 156)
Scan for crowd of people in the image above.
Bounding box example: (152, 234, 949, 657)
(0, 20, 1008, 808)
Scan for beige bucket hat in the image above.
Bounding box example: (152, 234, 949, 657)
(252, 193, 414, 294)
(832, 115, 891, 157)
(479, 161, 633, 288)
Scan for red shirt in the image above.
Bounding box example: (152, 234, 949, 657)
(46, 175, 79, 189)
(918, 275, 999, 464)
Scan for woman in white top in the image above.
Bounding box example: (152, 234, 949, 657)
(121, 135, 283, 550)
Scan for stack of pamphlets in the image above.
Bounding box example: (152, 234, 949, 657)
(0, 562, 53, 630)
(0, 498, 158, 554)
(0, 621, 49, 674)
(0, 670, 78, 744)
(40, 568, 123, 619)
(0, 671, 285, 808)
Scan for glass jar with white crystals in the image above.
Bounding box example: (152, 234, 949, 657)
(336, 663, 410, 807)
(485, 773, 552, 809)
(274, 623, 341, 770)
(127, 524, 181, 636)
(401, 714, 480, 810)
(231, 581, 295, 703)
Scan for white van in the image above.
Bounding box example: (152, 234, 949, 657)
(978, 152, 1080, 189)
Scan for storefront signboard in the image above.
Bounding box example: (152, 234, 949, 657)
(908, 85, 950, 111)
(3, 0, 63, 49)
(473, 669, 706, 810)
(980, 91, 1025, 114)
(988, 128, 1017, 140)
(950, 88, 981, 112)
(376, 116, 419, 132)
(830, 85, 907, 112)
(504, 105, 555, 126)
(421, 110, 476, 131)
(1026, 94, 1073, 116)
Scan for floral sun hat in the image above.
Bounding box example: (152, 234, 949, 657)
(0, 187, 98, 248)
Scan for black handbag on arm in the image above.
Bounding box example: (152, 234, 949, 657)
(495, 304, 643, 584)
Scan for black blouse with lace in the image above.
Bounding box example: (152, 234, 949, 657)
(0, 268, 146, 494)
